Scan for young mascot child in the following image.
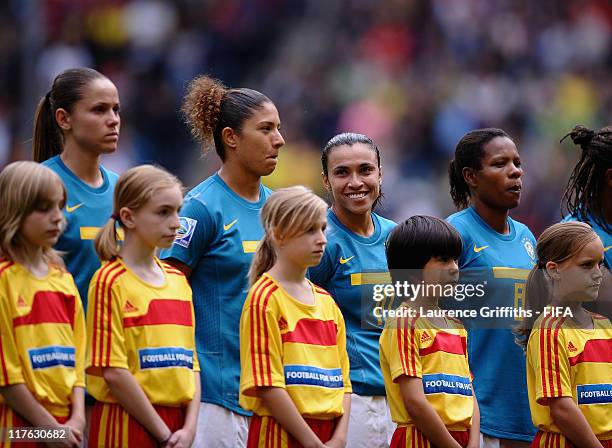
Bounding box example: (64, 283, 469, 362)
(0, 161, 85, 447)
(380, 215, 480, 448)
(516, 221, 611, 447)
(86, 165, 200, 447)
(239, 186, 352, 448)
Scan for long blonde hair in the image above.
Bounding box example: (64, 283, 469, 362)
(515, 221, 599, 349)
(94, 165, 182, 261)
(0, 161, 66, 264)
(249, 186, 328, 285)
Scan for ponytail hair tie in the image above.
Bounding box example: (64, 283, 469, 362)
(111, 213, 119, 221)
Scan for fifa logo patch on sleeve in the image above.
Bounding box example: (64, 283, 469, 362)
(174, 217, 197, 248)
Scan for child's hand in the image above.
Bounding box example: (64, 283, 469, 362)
(324, 436, 347, 448)
(45, 426, 81, 448)
(64, 417, 85, 443)
(165, 428, 195, 448)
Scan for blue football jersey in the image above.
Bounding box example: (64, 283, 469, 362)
(308, 209, 396, 396)
(447, 207, 537, 441)
(43, 155, 118, 309)
(160, 172, 272, 415)
(562, 213, 611, 269)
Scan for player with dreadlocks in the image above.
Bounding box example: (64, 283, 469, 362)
(561, 124, 612, 318)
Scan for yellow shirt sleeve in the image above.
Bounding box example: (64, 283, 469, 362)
(190, 299, 200, 373)
(0, 273, 25, 386)
(240, 288, 285, 396)
(86, 268, 128, 371)
(73, 288, 87, 388)
(390, 316, 422, 381)
(528, 323, 572, 404)
(335, 306, 352, 394)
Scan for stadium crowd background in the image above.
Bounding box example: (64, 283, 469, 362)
(0, 0, 610, 236)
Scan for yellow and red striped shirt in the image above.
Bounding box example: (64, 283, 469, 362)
(0, 259, 85, 418)
(86, 257, 199, 406)
(379, 310, 474, 430)
(526, 311, 612, 440)
(239, 273, 351, 418)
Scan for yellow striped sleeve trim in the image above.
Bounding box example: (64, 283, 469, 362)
(492, 267, 530, 280)
(350, 272, 391, 286)
(79, 227, 123, 241)
(80, 227, 124, 241)
(242, 240, 260, 254)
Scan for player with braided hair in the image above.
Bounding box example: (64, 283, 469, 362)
(447, 128, 537, 447)
(561, 124, 612, 319)
(561, 124, 612, 266)
(160, 75, 285, 447)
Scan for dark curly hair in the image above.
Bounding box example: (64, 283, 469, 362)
(561, 124, 612, 232)
(182, 75, 272, 160)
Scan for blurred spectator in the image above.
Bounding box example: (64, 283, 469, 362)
(1, 0, 610, 236)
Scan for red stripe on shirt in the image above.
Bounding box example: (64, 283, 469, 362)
(281, 319, 337, 346)
(546, 317, 563, 396)
(409, 317, 418, 376)
(250, 278, 273, 387)
(260, 284, 277, 386)
(314, 286, 331, 296)
(122, 299, 193, 327)
(0, 261, 14, 277)
(419, 331, 467, 357)
(0, 330, 8, 385)
(94, 263, 124, 366)
(397, 318, 407, 375)
(13, 291, 76, 327)
(402, 317, 412, 376)
(568, 338, 612, 365)
(552, 318, 565, 395)
(539, 316, 551, 397)
(92, 261, 121, 366)
(249, 280, 265, 387)
(105, 268, 126, 366)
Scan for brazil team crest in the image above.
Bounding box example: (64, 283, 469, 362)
(522, 237, 535, 260)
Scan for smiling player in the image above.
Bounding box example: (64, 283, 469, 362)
(308, 133, 396, 447)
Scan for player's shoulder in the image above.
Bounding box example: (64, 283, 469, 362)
(561, 214, 578, 223)
(446, 208, 474, 231)
(509, 215, 535, 240)
(101, 164, 119, 185)
(313, 284, 334, 301)
(313, 284, 344, 317)
(533, 313, 567, 331)
(91, 258, 126, 286)
(322, 211, 347, 244)
(447, 316, 466, 330)
(0, 258, 17, 279)
(41, 155, 60, 170)
(590, 311, 612, 328)
(247, 274, 281, 305)
(373, 213, 397, 233)
(185, 175, 223, 205)
(261, 183, 274, 197)
(160, 260, 187, 279)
